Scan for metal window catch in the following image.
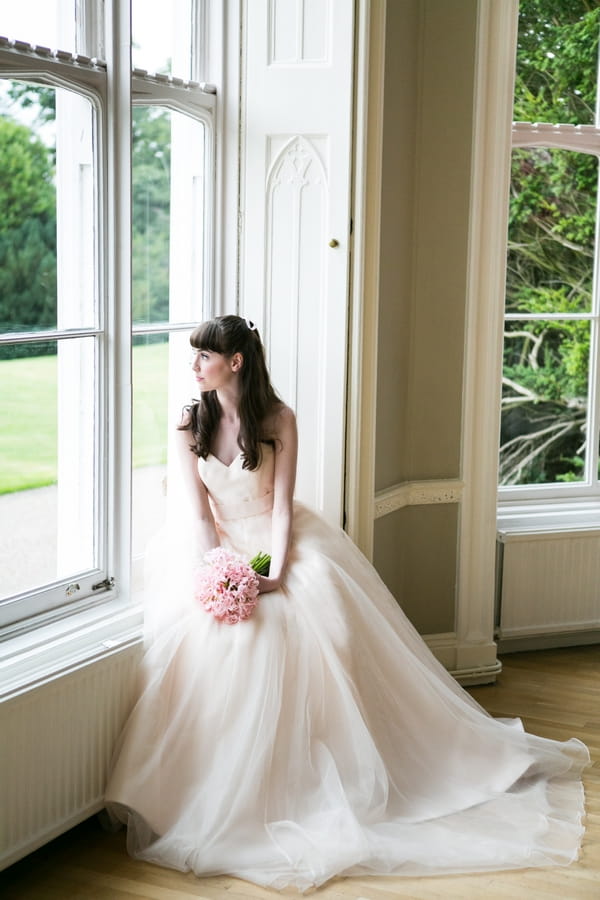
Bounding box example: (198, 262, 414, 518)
(92, 577, 115, 592)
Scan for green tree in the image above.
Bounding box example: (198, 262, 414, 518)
(6, 82, 56, 125)
(0, 117, 55, 230)
(514, 0, 600, 125)
(0, 115, 56, 354)
(501, 0, 600, 485)
(1, 88, 178, 351)
(132, 106, 171, 325)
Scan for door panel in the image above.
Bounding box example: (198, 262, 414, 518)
(240, 0, 354, 525)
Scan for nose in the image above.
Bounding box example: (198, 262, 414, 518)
(191, 352, 200, 371)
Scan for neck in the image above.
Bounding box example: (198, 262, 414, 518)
(216, 385, 241, 422)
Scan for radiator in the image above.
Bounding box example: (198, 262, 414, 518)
(1, 645, 140, 870)
(497, 529, 600, 642)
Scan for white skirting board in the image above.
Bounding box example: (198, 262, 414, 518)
(0, 645, 141, 870)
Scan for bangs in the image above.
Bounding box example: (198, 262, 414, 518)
(190, 321, 225, 353)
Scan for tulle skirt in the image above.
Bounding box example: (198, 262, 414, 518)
(105, 503, 589, 892)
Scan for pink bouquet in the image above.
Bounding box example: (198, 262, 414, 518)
(194, 548, 270, 624)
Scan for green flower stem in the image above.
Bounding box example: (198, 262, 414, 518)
(249, 551, 271, 576)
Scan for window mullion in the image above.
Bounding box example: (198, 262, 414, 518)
(104, 0, 132, 607)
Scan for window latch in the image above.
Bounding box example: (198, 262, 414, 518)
(92, 576, 115, 592)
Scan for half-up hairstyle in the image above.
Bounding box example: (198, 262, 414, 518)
(179, 315, 282, 470)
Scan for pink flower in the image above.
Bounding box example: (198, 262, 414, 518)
(194, 547, 260, 624)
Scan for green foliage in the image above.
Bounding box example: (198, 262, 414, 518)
(0, 89, 173, 348)
(0, 218, 57, 342)
(0, 116, 55, 230)
(132, 106, 171, 325)
(514, 0, 600, 124)
(132, 106, 171, 231)
(6, 82, 56, 125)
(0, 114, 57, 349)
(501, 1, 600, 485)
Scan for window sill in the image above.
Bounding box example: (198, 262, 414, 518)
(497, 498, 600, 540)
(0, 597, 143, 701)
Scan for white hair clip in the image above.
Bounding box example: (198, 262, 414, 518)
(244, 318, 257, 331)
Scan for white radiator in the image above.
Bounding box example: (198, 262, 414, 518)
(0, 645, 140, 870)
(497, 528, 600, 643)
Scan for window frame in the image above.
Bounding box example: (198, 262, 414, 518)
(499, 126, 600, 505)
(129, 78, 216, 586)
(0, 47, 110, 633)
(0, 1, 217, 646)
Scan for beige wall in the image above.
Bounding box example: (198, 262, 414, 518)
(373, 0, 479, 632)
(374, 504, 458, 633)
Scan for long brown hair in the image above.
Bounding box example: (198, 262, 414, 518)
(179, 315, 282, 470)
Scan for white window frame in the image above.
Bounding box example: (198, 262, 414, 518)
(0, 47, 110, 632)
(0, 0, 218, 689)
(499, 125, 600, 506)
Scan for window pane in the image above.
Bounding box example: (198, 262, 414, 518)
(0, 80, 96, 333)
(132, 331, 193, 593)
(132, 107, 206, 326)
(514, 2, 600, 126)
(0, 337, 97, 601)
(0, 1, 76, 54)
(132, 336, 169, 572)
(132, 0, 193, 78)
(507, 148, 597, 315)
(500, 319, 589, 485)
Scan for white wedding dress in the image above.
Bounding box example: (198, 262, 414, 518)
(105, 445, 589, 892)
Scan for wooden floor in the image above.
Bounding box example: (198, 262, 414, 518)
(1, 646, 599, 900)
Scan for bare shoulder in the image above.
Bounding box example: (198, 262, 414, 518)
(263, 403, 297, 448)
(275, 403, 296, 426)
(271, 403, 296, 434)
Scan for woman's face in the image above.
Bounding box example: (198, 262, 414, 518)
(190, 349, 238, 392)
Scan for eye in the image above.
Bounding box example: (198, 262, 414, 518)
(200, 352, 209, 360)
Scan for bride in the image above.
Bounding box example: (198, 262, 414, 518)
(105, 314, 589, 892)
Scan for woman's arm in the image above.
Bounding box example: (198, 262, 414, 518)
(175, 412, 220, 560)
(258, 405, 297, 593)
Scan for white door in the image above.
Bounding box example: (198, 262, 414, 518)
(240, 0, 355, 526)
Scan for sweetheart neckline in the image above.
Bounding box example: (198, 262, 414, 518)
(208, 451, 242, 469)
(206, 444, 274, 470)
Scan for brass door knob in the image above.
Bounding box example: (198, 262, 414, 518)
(329, 239, 339, 248)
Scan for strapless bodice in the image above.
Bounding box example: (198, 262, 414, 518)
(198, 444, 275, 524)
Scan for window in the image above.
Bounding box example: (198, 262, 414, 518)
(130, 98, 213, 588)
(500, 1, 600, 501)
(0, 1, 79, 56)
(0, 1, 215, 634)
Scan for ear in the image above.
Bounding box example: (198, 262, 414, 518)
(230, 352, 243, 373)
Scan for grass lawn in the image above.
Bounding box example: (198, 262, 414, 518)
(0, 354, 58, 494)
(0, 343, 169, 494)
(132, 341, 169, 468)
